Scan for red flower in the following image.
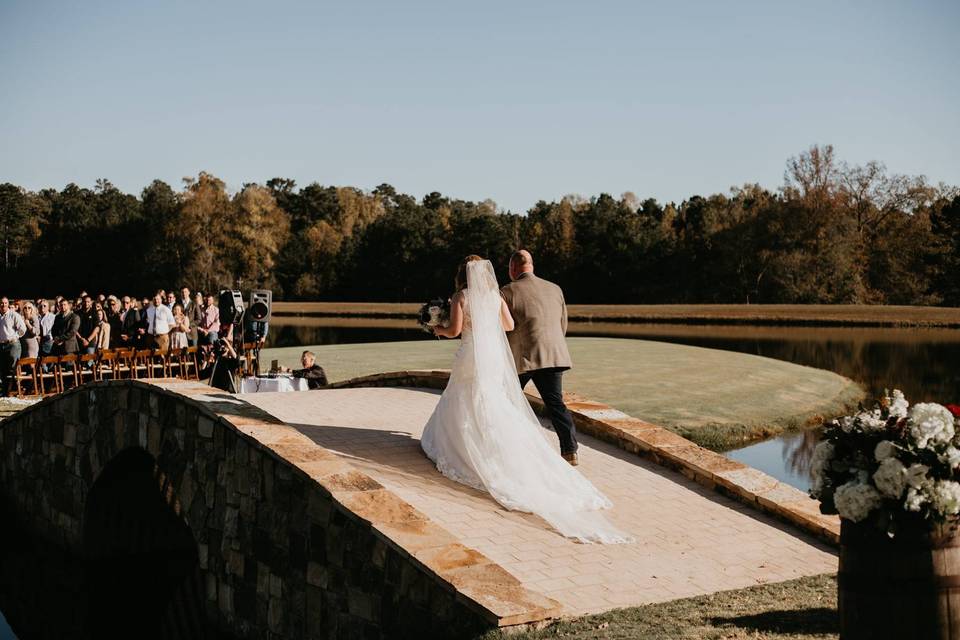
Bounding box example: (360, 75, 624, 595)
(947, 404, 960, 419)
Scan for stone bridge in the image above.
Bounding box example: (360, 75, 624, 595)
(0, 373, 840, 639)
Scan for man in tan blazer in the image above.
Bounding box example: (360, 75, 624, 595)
(501, 250, 579, 465)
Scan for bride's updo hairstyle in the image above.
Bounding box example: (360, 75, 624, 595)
(455, 255, 484, 291)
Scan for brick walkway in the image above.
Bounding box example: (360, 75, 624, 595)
(245, 387, 837, 616)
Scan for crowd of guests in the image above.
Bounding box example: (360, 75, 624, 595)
(0, 287, 226, 396)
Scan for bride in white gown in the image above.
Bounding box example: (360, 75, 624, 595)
(421, 257, 631, 544)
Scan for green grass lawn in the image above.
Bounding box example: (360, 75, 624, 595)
(261, 337, 863, 450)
(481, 574, 838, 640)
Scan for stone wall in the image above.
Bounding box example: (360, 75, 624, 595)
(0, 380, 498, 639)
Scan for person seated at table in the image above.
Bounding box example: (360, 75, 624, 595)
(282, 350, 328, 389)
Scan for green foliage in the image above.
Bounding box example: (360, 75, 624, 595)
(1, 146, 957, 305)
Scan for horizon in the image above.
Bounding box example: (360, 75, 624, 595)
(2, 0, 959, 212)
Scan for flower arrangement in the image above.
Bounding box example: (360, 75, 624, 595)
(417, 298, 450, 334)
(811, 390, 960, 535)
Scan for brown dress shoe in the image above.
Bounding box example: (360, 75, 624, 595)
(562, 452, 579, 466)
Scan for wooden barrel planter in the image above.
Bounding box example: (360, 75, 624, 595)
(839, 519, 960, 639)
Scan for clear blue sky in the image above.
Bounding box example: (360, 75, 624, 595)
(2, 0, 957, 212)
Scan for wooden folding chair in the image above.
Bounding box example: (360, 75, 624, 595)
(77, 353, 97, 385)
(114, 349, 135, 379)
(184, 346, 200, 380)
(57, 354, 80, 391)
(13, 357, 38, 397)
(167, 347, 183, 379)
(37, 355, 60, 395)
(96, 350, 118, 381)
(149, 349, 168, 378)
(133, 349, 153, 379)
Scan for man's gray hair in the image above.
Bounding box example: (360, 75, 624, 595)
(510, 249, 533, 266)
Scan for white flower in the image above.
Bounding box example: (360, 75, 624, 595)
(888, 390, 909, 419)
(909, 403, 956, 450)
(809, 441, 835, 495)
(930, 480, 960, 517)
(872, 458, 906, 499)
(942, 446, 960, 469)
(834, 481, 883, 523)
(905, 463, 930, 489)
(874, 440, 897, 462)
(905, 486, 928, 512)
(840, 416, 857, 433)
(859, 410, 888, 433)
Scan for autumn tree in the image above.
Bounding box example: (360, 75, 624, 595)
(230, 184, 291, 290)
(174, 172, 233, 293)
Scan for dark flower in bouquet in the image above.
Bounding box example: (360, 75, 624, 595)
(417, 298, 450, 334)
(810, 390, 960, 536)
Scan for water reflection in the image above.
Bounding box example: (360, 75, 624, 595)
(266, 317, 960, 491)
(267, 318, 960, 402)
(726, 428, 823, 492)
(0, 611, 16, 639)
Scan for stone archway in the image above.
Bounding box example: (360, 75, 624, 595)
(82, 447, 206, 639)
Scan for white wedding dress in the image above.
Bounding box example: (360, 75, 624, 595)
(421, 260, 631, 543)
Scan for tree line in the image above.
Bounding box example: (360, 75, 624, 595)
(1, 145, 958, 306)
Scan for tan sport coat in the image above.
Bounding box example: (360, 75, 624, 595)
(500, 272, 572, 374)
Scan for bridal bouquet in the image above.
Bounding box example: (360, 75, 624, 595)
(811, 390, 960, 535)
(417, 298, 450, 334)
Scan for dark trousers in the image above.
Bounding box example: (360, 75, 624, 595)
(1, 341, 22, 396)
(518, 367, 578, 454)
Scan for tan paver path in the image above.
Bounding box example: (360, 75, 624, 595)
(244, 387, 837, 616)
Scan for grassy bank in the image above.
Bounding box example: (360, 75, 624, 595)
(262, 337, 864, 451)
(480, 573, 838, 640)
(272, 302, 960, 327)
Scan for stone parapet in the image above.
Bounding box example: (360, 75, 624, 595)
(0, 378, 559, 639)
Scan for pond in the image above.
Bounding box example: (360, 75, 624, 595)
(1, 611, 15, 640)
(265, 317, 960, 491)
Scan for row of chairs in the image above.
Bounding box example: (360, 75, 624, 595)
(9, 341, 262, 398)
(11, 346, 204, 397)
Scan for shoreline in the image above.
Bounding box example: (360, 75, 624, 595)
(271, 302, 960, 328)
(262, 337, 865, 452)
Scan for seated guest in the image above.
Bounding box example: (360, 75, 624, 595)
(95, 306, 111, 351)
(187, 291, 204, 346)
(137, 297, 151, 345)
(146, 291, 175, 351)
(52, 298, 81, 356)
(170, 303, 190, 350)
(118, 296, 140, 347)
(76, 294, 100, 355)
(38, 299, 56, 357)
(19, 301, 41, 359)
(179, 287, 192, 311)
(199, 294, 220, 346)
(284, 351, 328, 389)
(106, 296, 122, 341)
(0, 297, 27, 396)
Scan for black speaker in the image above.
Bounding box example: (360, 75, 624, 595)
(248, 289, 272, 322)
(218, 290, 244, 325)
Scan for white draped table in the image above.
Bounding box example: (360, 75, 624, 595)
(239, 376, 310, 394)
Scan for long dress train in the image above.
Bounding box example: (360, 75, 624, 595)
(421, 260, 631, 544)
